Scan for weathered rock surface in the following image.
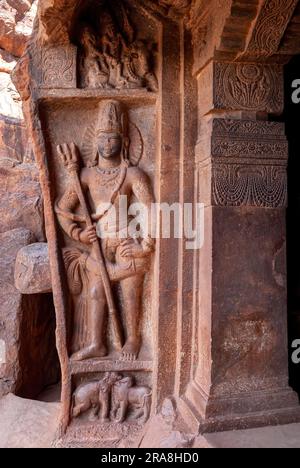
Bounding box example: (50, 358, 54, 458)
(0, 0, 36, 58)
(0, 393, 60, 448)
(0, 0, 37, 119)
(0, 70, 22, 118)
(0, 162, 44, 241)
(0, 0, 58, 404)
(0, 114, 31, 163)
(0, 228, 35, 397)
(15, 243, 52, 294)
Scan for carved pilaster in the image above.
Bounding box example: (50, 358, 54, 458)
(180, 57, 300, 432)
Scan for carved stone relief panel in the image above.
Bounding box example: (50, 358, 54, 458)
(14, 0, 194, 443)
(40, 45, 77, 89)
(197, 119, 288, 208)
(243, 0, 299, 58)
(41, 98, 157, 366)
(72, 372, 152, 424)
(77, 1, 158, 92)
(35, 0, 159, 93)
(198, 61, 284, 116)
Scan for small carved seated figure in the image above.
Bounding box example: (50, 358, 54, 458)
(79, 26, 110, 89)
(72, 372, 121, 422)
(124, 40, 158, 92)
(111, 375, 152, 424)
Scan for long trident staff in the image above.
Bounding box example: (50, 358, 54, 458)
(57, 142, 123, 352)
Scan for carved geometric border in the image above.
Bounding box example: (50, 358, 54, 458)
(211, 163, 287, 208)
(198, 119, 288, 208)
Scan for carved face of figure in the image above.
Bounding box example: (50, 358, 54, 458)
(99, 12, 117, 39)
(81, 28, 96, 50)
(97, 132, 122, 160)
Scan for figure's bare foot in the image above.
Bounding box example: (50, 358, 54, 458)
(100, 417, 110, 424)
(71, 345, 107, 361)
(119, 338, 140, 362)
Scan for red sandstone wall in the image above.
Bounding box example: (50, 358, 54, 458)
(0, 0, 59, 399)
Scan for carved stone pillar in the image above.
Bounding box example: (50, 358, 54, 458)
(182, 60, 300, 432)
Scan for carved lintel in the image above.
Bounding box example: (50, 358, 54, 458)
(197, 119, 288, 209)
(242, 0, 299, 59)
(198, 61, 284, 116)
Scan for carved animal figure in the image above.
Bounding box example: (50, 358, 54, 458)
(72, 372, 121, 422)
(111, 376, 152, 423)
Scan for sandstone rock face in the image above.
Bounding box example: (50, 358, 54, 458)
(0, 161, 44, 241)
(0, 228, 35, 396)
(15, 243, 52, 294)
(0, 69, 22, 119)
(0, 228, 59, 399)
(0, 114, 30, 163)
(0, 0, 59, 403)
(0, 0, 37, 119)
(0, 0, 36, 58)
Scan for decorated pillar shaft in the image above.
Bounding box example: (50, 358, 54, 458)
(184, 60, 300, 432)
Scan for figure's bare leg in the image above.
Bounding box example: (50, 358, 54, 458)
(72, 276, 108, 361)
(116, 401, 128, 423)
(119, 274, 144, 361)
(99, 397, 110, 423)
(89, 404, 99, 422)
(73, 402, 90, 418)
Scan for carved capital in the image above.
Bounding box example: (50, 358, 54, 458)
(198, 61, 284, 116)
(197, 119, 288, 208)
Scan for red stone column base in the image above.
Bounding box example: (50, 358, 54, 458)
(178, 382, 300, 433)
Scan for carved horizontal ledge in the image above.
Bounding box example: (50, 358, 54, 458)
(198, 158, 288, 167)
(69, 358, 153, 375)
(37, 89, 158, 105)
(196, 119, 289, 164)
(58, 421, 145, 448)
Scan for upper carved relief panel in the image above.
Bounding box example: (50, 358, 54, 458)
(33, 0, 159, 92)
(77, 1, 158, 92)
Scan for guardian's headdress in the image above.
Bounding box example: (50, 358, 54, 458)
(82, 100, 143, 168)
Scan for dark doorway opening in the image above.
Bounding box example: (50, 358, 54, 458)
(16, 293, 60, 401)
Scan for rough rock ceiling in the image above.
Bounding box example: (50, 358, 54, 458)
(4, 0, 300, 79)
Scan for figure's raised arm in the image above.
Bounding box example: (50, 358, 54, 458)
(130, 167, 155, 254)
(55, 143, 97, 245)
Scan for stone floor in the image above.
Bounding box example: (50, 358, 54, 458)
(193, 424, 300, 448)
(0, 392, 300, 448)
(0, 393, 60, 448)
